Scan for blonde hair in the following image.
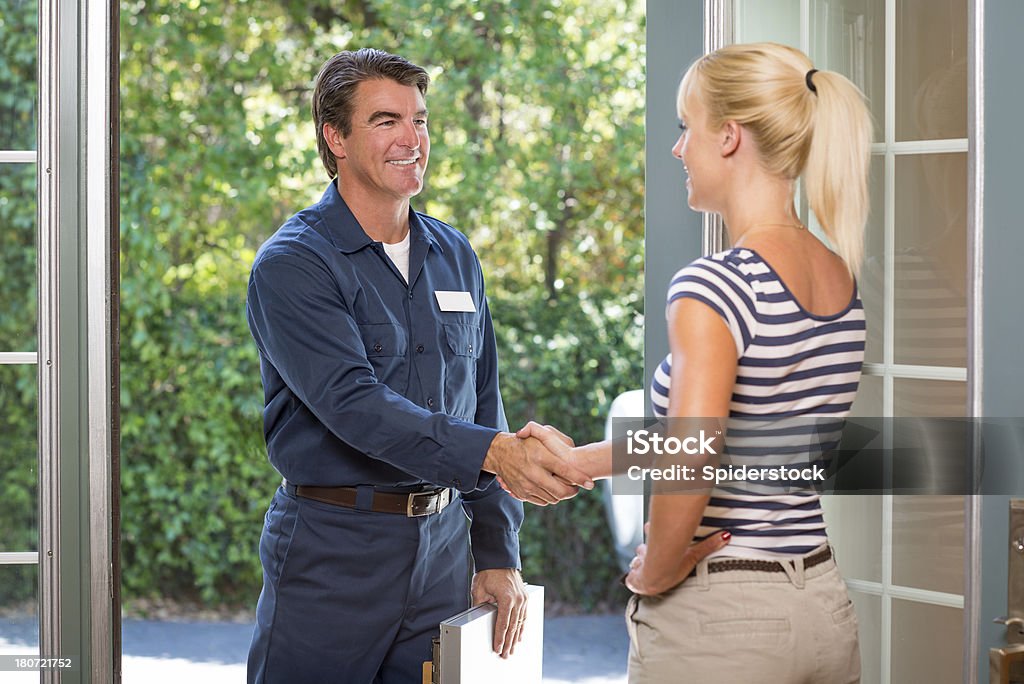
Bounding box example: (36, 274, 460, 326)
(678, 42, 872, 275)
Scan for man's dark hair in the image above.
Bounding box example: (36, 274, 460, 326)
(312, 48, 430, 179)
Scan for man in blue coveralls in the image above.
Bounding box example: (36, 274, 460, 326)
(245, 48, 594, 683)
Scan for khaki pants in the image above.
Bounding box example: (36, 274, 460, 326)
(626, 545, 860, 684)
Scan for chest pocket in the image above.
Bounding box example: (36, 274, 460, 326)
(358, 323, 408, 390)
(442, 323, 482, 420)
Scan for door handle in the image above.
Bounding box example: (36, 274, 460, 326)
(1003, 502, 1024, 645)
(995, 616, 1024, 638)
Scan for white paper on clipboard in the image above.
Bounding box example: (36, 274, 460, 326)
(438, 584, 544, 683)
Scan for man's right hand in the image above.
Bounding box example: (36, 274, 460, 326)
(482, 432, 594, 506)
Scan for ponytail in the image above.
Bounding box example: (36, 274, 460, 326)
(803, 70, 872, 276)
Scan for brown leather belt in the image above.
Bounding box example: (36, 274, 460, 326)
(282, 479, 452, 517)
(687, 545, 833, 578)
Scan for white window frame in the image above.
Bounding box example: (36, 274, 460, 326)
(0, 9, 42, 571)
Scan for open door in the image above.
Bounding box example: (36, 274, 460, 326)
(665, 1, 976, 681)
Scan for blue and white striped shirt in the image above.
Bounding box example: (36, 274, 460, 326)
(651, 248, 866, 558)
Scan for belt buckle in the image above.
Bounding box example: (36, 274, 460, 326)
(406, 488, 450, 517)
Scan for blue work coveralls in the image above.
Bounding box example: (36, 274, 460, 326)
(245, 181, 524, 683)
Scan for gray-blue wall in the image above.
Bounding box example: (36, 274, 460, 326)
(979, 0, 1024, 678)
(644, 1, 706, 397)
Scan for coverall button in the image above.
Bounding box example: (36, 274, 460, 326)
(416, 344, 425, 353)
(426, 397, 435, 408)
(373, 343, 383, 353)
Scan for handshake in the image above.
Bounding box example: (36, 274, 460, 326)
(481, 421, 606, 506)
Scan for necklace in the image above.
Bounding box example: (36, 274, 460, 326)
(737, 222, 806, 242)
(744, 222, 806, 233)
(734, 222, 807, 248)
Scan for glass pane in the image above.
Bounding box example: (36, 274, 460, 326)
(0, 563, 39, 684)
(861, 155, 885, 364)
(734, 0, 800, 46)
(893, 153, 967, 368)
(893, 378, 966, 418)
(0, 163, 37, 352)
(0, 363, 37, 553)
(849, 590, 881, 684)
(892, 495, 963, 595)
(895, 0, 968, 141)
(0, 0, 39, 150)
(890, 599, 963, 684)
(822, 495, 882, 582)
(809, 0, 885, 142)
(850, 373, 882, 417)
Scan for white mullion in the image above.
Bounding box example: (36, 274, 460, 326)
(862, 362, 967, 382)
(797, 0, 811, 227)
(0, 352, 39, 365)
(851, 576, 965, 606)
(801, 0, 810, 55)
(889, 139, 968, 155)
(885, 584, 965, 610)
(0, 151, 37, 163)
(0, 552, 40, 565)
(880, 1, 896, 682)
(871, 139, 970, 155)
(881, 492, 894, 684)
(845, 578, 884, 596)
(882, 0, 895, 418)
(883, 144, 895, 421)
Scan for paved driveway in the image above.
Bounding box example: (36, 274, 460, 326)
(0, 612, 629, 683)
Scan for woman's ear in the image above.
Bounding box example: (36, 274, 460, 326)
(720, 120, 741, 157)
(324, 123, 346, 160)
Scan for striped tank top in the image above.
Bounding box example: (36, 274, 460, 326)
(650, 248, 866, 558)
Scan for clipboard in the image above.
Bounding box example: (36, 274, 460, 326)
(427, 584, 544, 683)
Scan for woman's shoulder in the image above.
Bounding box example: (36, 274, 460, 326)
(669, 248, 766, 290)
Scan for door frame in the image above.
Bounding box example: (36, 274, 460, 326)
(976, 0, 1024, 680)
(37, 0, 120, 681)
(965, 0, 983, 680)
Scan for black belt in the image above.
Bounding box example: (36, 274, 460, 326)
(282, 480, 452, 517)
(687, 545, 833, 578)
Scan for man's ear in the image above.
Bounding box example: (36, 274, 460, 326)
(721, 120, 741, 157)
(324, 123, 346, 161)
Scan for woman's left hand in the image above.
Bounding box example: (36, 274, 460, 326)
(625, 529, 731, 596)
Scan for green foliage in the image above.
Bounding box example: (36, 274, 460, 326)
(0, 0, 38, 604)
(1, 0, 646, 610)
(0, 0, 38, 150)
(493, 285, 641, 608)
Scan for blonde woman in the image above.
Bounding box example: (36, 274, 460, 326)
(519, 43, 871, 682)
